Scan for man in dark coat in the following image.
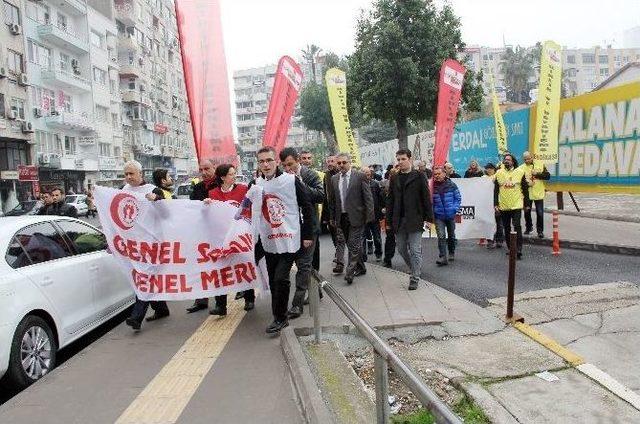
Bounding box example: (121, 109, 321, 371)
(386, 149, 434, 290)
(362, 167, 384, 261)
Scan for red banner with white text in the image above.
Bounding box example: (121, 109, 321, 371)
(433, 59, 466, 167)
(175, 0, 236, 165)
(262, 56, 304, 154)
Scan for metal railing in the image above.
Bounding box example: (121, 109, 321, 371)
(309, 270, 462, 424)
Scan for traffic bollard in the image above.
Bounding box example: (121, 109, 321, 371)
(552, 210, 561, 256)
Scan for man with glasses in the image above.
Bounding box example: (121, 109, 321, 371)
(329, 153, 374, 285)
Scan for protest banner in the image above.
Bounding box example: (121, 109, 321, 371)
(262, 56, 304, 154)
(360, 131, 435, 169)
(326, 68, 361, 166)
(94, 186, 266, 301)
(533, 40, 562, 163)
(450, 177, 496, 239)
(433, 59, 466, 167)
(175, 0, 236, 164)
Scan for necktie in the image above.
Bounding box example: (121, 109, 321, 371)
(341, 173, 348, 213)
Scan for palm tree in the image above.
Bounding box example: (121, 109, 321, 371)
(500, 46, 534, 103)
(301, 44, 322, 82)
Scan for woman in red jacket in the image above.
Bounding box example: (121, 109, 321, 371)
(206, 164, 255, 316)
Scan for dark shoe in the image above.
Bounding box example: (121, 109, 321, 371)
(345, 276, 354, 285)
(145, 311, 169, 322)
(383, 261, 392, 268)
(209, 306, 227, 316)
(287, 306, 303, 319)
(266, 319, 289, 334)
(376, 254, 382, 261)
(408, 279, 419, 290)
(517, 252, 523, 260)
(235, 292, 245, 300)
(354, 267, 366, 277)
(538, 232, 544, 239)
(524, 229, 532, 235)
(244, 302, 255, 311)
(448, 254, 455, 262)
(186, 303, 207, 313)
(436, 258, 448, 266)
(333, 264, 344, 275)
(495, 243, 503, 248)
(125, 317, 141, 330)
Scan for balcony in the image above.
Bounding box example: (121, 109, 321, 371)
(117, 35, 139, 53)
(38, 24, 89, 54)
(41, 68, 91, 93)
(121, 90, 151, 106)
(119, 63, 142, 78)
(46, 112, 95, 132)
(58, 0, 87, 15)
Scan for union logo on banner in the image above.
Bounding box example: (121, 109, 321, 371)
(262, 193, 286, 228)
(443, 67, 464, 90)
(110, 193, 140, 230)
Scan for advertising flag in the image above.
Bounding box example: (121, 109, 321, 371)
(533, 40, 562, 164)
(175, 0, 236, 164)
(262, 56, 304, 154)
(433, 59, 466, 167)
(325, 68, 361, 167)
(490, 73, 508, 155)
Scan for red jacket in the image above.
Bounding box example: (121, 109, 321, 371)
(209, 184, 248, 207)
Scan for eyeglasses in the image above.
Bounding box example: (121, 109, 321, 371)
(258, 158, 275, 164)
(337, 161, 348, 165)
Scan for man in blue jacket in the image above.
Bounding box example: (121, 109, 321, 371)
(432, 166, 462, 266)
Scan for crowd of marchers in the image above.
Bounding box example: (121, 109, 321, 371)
(34, 147, 549, 336)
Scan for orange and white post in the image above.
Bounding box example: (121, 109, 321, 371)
(552, 210, 561, 255)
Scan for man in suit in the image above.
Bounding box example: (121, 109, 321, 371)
(329, 152, 374, 285)
(279, 147, 323, 318)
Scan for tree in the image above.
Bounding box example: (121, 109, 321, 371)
(500, 46, 535, 103)
(301, 44, 323, 82)
(299, 81, 337, 153)
(349, 0, 483, 149)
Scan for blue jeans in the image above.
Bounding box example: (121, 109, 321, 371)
(395, 230, 423, 282)
(435, 218, 456, 259)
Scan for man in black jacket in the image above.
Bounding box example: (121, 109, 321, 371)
(279, 147, 324, 318)
(40, 187, 77, 217)
(362, 167, 384, 261)
(386, 149, 434, 290)
(185, 159, 218, 313)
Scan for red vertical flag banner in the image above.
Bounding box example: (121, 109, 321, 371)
(433, 59, 466, 167)
(262, 56, 303, 155)
(175, 0, 236, 164)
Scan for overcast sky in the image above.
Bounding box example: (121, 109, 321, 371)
(219, 0, 640, 71)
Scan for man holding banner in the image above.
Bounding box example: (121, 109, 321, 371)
(520, 151, 550, 238)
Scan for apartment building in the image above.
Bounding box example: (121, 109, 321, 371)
(1, 0, 34, 213)
(114, 0, 194, 181)
(234, 63, 321, 175)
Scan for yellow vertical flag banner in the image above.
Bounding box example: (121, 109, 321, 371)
(533, 40, 562, 163)
(325, 68, 361, 167)
(490, 73, 508, 155)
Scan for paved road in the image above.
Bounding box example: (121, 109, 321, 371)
(318, 234, 640, 306)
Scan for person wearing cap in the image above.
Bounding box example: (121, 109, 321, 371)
(484, 163, 504, 249)
(519, 151, 551, 238)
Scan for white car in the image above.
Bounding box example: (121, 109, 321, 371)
(0, 216, 134, 389)
(65, 195, 89, 217)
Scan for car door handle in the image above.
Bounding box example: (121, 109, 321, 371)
(41, 277, 54, 287)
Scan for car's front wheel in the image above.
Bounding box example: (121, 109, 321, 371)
(5, 315, 57, 389)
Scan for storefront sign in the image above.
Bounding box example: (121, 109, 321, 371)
(18, 165, 39, 181)
(154, 123, 168, 134)
(1, 171, 19, 180)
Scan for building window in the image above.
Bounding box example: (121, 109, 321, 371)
(0, 93, 5, 117)
(59, 52, 70, 72)
(90, 30, 104, 49)
(598, 55, 608, 63)
(63, 94, 72, 113)
(600, 68, 609, 77)
(92, 66, 107, 86)
(114, 146, 121, 157)
(26, 1, 49, 24)
(95, 105, 109, 122)
(111, 112, 119, 129)
(566, 55, 575, 64)
(0, 140, 28, 171)
(10, 97, 25, 120)
(582, 53, 595, 64)
(27, 40, 51, 69)
(99, 142, 110, 156)
(3, 1, 20, 25)
(6, 49, 23, 74)
(64, 136, 76, 155)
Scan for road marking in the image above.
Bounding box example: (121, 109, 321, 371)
(115, 301, 245, 424)
(512, 321, 584, 366)
(577, 363, 640, 411)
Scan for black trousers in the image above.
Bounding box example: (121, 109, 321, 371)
(362, 221, 383, 259)
(524, 199, 544, 234)
(214, 290, 256, 310)
(492, 211, 505, 244)
(501, 209, 523, 253)
(264, 251, 296, 322)
(312, 236, 320, 271)
(130, 298, 169, 323)
(384, 227, 396, 263)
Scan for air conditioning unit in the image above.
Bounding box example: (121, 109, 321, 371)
(8, 110, 18, 120)
(22, 121, 34, 133)
(0, 67, 6, 78)
(71, 58, 79, 68)
(50, 109, 59, 116)
(39, 153, 50, 165)
(10, 24, 21, 35)
(73, 68, 81, 76)
(18, 73, 29, 86)
(33, 107, 43, 118)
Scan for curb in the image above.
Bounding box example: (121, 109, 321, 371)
(280, 327, 335, 424)
(544, 208, 640, 224)
(458, 382, 519, 424)
(522, 236, 640, 256)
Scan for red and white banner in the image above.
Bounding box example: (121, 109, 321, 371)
(175, 0, 236, 165)
(94, 186, 266, 301)
(433, 59, 466, 167)
(262, 56, 303, 154)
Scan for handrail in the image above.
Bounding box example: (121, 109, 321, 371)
(309, 270, 462, 424)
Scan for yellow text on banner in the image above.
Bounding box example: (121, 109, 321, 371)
(490, 73, 508, 155)
(533, 41, 562, 164)
(326, 68, 361, 167)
